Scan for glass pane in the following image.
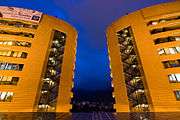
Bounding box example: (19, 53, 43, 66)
(169, 74, 176, 81)
(7, 64, 12, 70)
(176, 47, 180, 53)
(17, 52, 22, 58)
(0, 92, 6, 100)
(7, 41, 13, 46)
(175, 37, 180, 41)
(2, 76, 7, 81)
(3, 42, 7, 45)
(0, 63, 6, 70)
(176, 74, 180, 82)
(169, 48, 177, 54)
(7, 51, 12, 56)
(6, 77, 12, 81)
(13, 52, 18, 57)
(0, 76, 3, 81)
(158, 49, 165, 55)
(164, 48, 170, 54)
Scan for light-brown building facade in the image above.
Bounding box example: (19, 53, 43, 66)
(106, 1, 180, 112)
(0, 7, 77, 112)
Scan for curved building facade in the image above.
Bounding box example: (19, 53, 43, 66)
(106, 1, 180, 112)
(0, 6, 77, 112)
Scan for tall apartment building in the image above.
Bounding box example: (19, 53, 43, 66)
(0, 6, 77, 112)
(106, 1, 180, 112)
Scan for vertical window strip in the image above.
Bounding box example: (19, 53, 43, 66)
(117, 27, 149, 112)
(37, 30, 66, 112)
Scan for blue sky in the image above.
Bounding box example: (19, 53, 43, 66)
(0, 0, 173, 90)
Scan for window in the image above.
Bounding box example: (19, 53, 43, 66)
(0, 91, 13, 102)
(0, 40, 31, 47)
(154, 36, 180, 44)
(162, 59, 180, 68)
(150, 25, 180, 34)
(0, 50, 28, 58)
(158, 46, 180, 55)
(147, 16, 180, 26)
(0, 76, 19, 85)
(0, 30, 34, 38)
(168, 74, 180, 83)
(0, 19, 38, 29)
(174, 91, 180, 100)
(0, 62, 24, 71)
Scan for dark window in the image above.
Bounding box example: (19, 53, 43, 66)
(150, 25, 180, 34)
(0, 19, 38, 29)
(154, 36, 180, 44)
(162, 59, 180, 68)
(0, 30, 34, 38)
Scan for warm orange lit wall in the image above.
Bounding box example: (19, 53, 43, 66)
(107, 1, 180, 112)
(0, 14, 77, 112)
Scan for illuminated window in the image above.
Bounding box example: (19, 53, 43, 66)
(168, 74, 180, 83)
(147, 16, 180, 26)
(0, 50, 27, 58)
(158, 46, 180, 55)
(0, 19, 38, 29)
(162, 59, 180, 68)
(0, 62, 24, 71)
(0, 91, 13, 102)
(174, 91, 180, 100)
(0, 30, 34, 38)
(0, 40, 31, 47)
(0, 76, 19, 85)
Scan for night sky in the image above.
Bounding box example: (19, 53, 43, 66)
(0, 0, 173, 91)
